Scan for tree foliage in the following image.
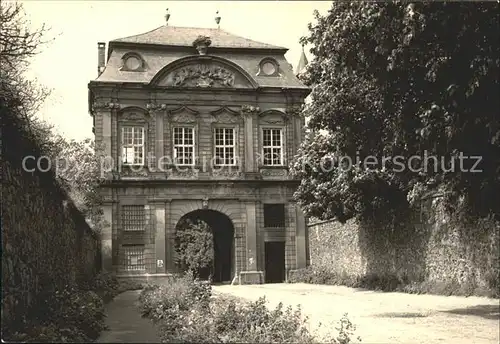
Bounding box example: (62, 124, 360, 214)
(53, 137, 105, 230)
(1, 2, 103, 230)
(175, 219, 214, 276)
(292, 1, 500, 223)
(1, 2, 52, 124)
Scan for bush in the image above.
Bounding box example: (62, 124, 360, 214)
(3, 272, 146, 343)
(289, 266, 499, 298)
(5, 286, 107, 342)
(289, 267, 358, 287)
(83, 272, 120, 303)
(139, 272, 360, 343)
(175, 219, 214, 278)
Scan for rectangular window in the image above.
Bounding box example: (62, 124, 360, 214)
(122, 205, 146, 231)
(173, 127, 195, 165)
(121, 126, 145, 165)
(264, 204, 286, 228)
(262, 128, 283, 166)
(123, 245, 145, 271)
(214, 128, 236, 166)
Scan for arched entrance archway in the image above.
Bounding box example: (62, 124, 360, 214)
(174, 209, 234, 283)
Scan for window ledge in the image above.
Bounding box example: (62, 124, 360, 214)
(259, 165, 289, 170)
(165, 164, 201, 169)
(121, 164, 148, 168)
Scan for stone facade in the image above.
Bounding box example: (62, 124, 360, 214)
(88, 26, 310, 283)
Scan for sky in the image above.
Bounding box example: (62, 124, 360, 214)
(20, 0, 331, 141)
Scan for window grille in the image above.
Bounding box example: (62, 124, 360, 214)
(264, 204, 286, 228)
(173, 127, 195, 165)
(122, 205, 146, 231)
(121, 126, 145, 165)
(262, 128, 283, 166)
(214, 128, 236, 166)
(122, 245, 145, 271)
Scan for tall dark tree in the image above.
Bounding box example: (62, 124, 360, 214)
(291, 1, 500, 223)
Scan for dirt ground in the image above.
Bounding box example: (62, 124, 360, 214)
(213, 283, 499, 344)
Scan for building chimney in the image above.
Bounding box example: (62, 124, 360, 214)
(97, 42, 106, 76)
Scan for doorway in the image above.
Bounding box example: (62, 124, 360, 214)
(264, 241, 285, 283)
(175, 209, 234, 283)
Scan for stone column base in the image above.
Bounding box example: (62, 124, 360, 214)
(239, 271, 264, 284)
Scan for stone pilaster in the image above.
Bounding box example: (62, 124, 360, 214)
(287, 105, 304, 154)
(147, 103, 166, 171)
(245, 202, 257, 270)
(152, 201, 166, 273)
(101, 203, 113, 272)
(164, 200, 176, 273)
(240, 200, 264, 284)
(102, 110, 112, 158)
(241, 105, 260, 174)
(295, 204, 307, 269)
(93, 101, 120, 179)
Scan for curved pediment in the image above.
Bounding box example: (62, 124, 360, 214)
(169, 106, 199, 123)
(210, 106, 241, 123)
(258, 109, 288, 124)
(118, 106, 149, 121)
(150, 56, 257, 89)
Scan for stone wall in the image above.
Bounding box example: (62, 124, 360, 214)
(307, 195, 499, 293)
(1, 111, 101, 329)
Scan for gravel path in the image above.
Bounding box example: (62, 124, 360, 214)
(213, 283, 499, 344)
(97, 290, 160, 343)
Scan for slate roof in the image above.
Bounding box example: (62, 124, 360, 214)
(110, 26, 286, 50)
(94, 25, 307, 90)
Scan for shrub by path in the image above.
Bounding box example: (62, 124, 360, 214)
(97, 290, 160, 343)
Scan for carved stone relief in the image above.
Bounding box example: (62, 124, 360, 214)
(260, 117, 284, 125)
(171, 113, 197, 123)
(211, 107, 240, 123)
(259, 110, 288, 124)
(241, 105, 260, 115)
(121, 112, 146, 121)
(166, 168, 199, 180)
(172, 64, 235, 88)
(146, 103, 167, 112)
(93, 101, 121, 111)
(260, 168, 288, 178)
(119, 167, 149, 178)
(211, 169, 243, 179)
(286, 105, 304, 116)
(216, 112, 239, 123)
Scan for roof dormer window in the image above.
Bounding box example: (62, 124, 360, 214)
(121, 52, 145, 72)
(257, 58, 279, 77)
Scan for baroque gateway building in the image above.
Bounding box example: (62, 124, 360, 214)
(88, 22, 310, 284)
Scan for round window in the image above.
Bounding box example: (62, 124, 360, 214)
(125, 56, 141, 70)
(261, 61, 277, 75)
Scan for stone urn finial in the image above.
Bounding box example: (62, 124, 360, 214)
(193, 35, 212, 55)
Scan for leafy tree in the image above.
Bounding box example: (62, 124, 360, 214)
(53, 137, 105, 231)
(292, 1, 499, 223)
(175, 219, 214, 277)
(1, 2, 52, 126)
(1, 2, 103, 231)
